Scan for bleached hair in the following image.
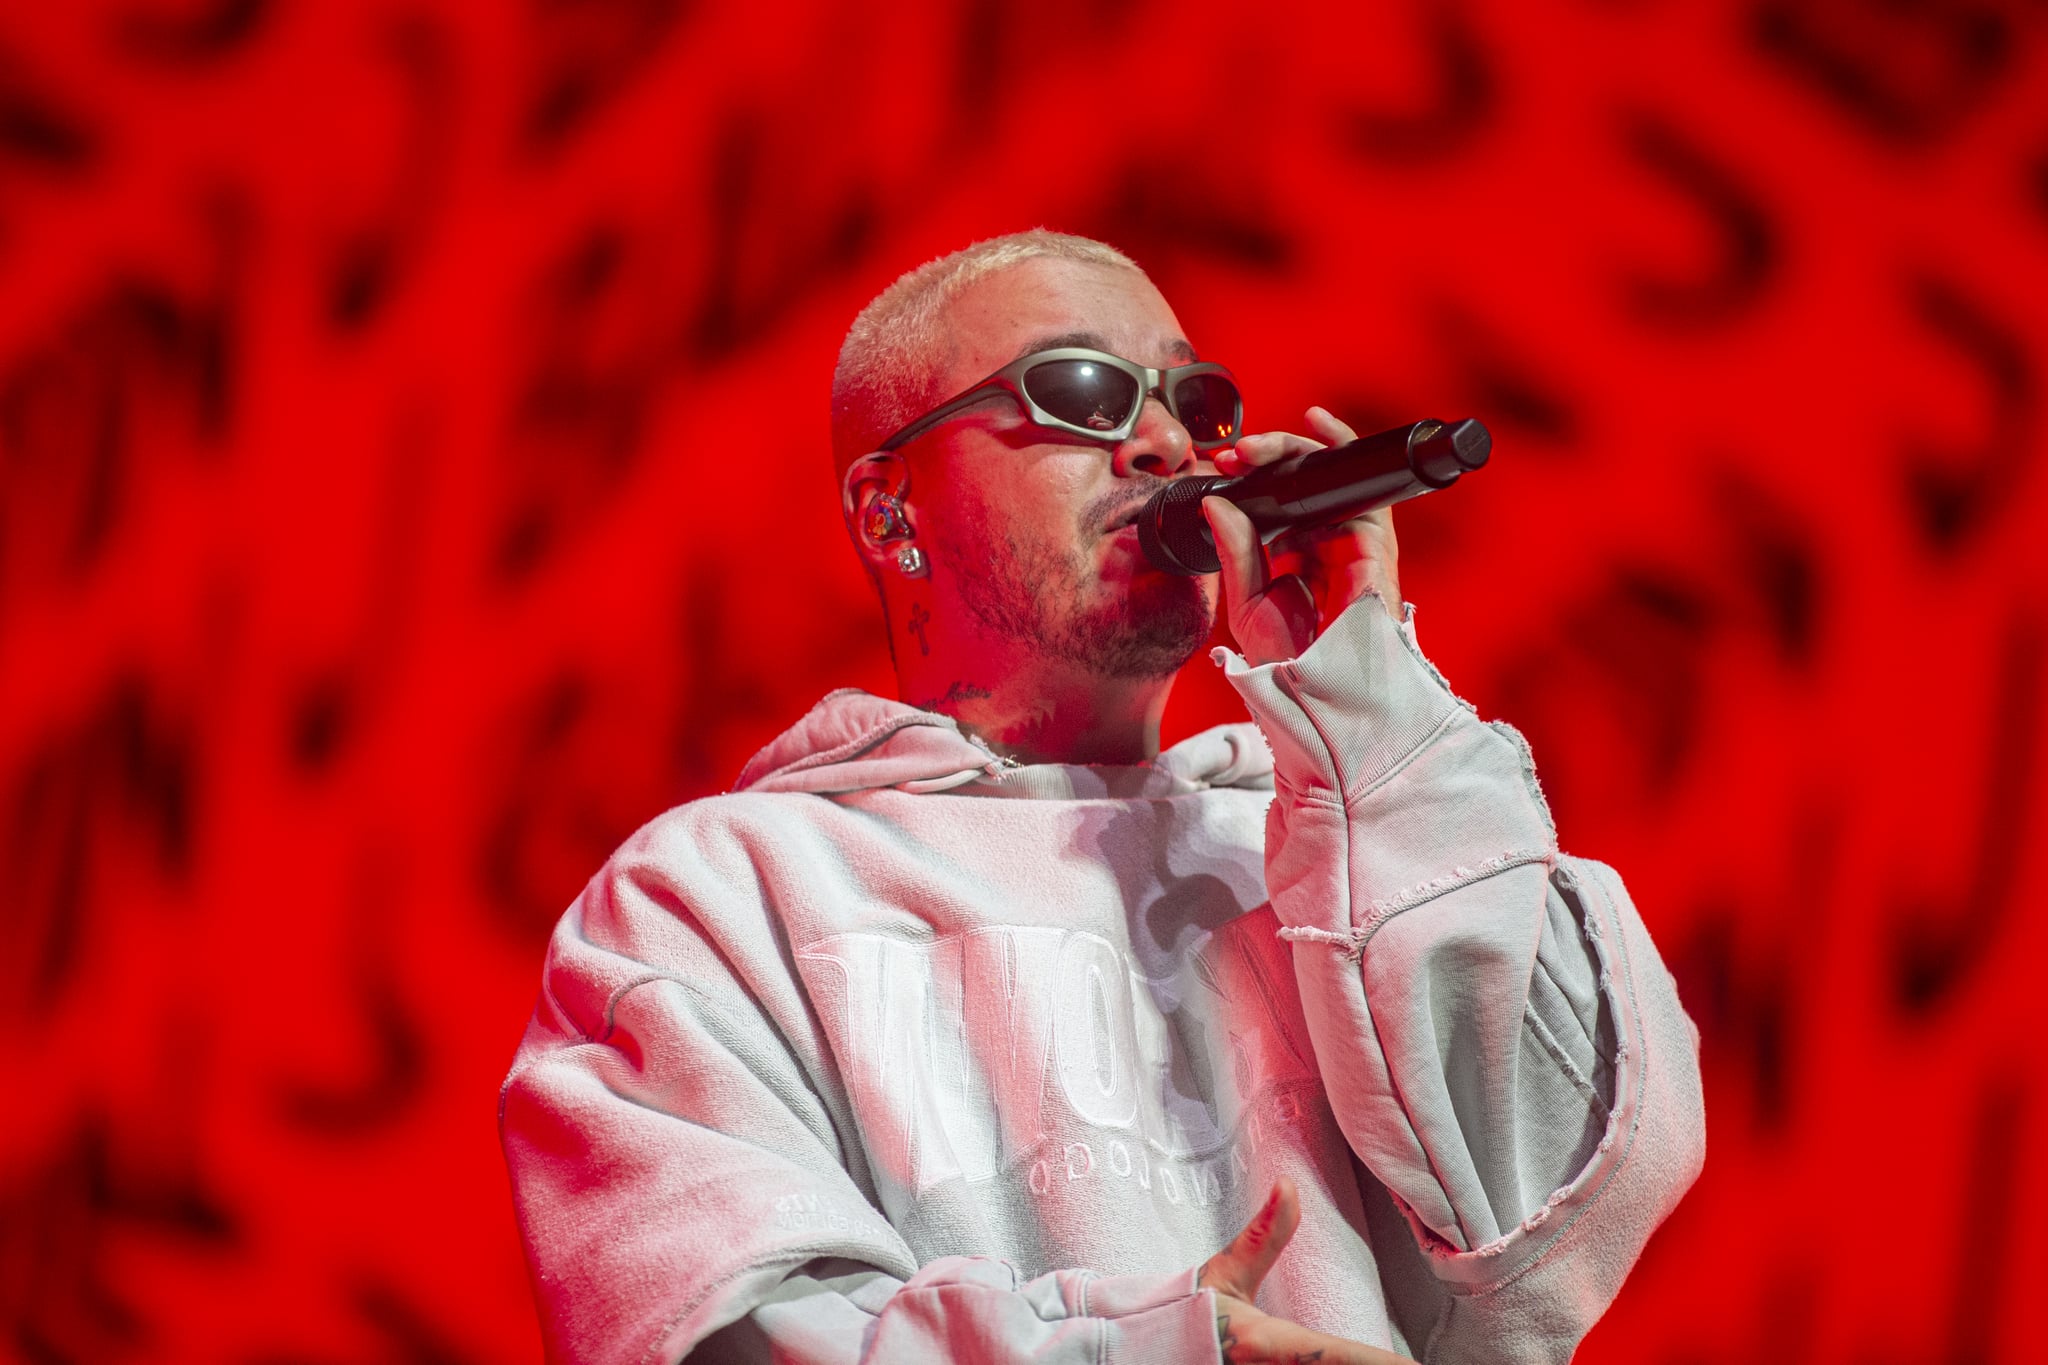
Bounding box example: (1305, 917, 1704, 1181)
(830, 229, 1142, 469)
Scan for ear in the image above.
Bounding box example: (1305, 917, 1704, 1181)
(840, 451, 925, 578)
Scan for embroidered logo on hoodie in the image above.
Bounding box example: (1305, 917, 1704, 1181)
(798, 916, 1317, 1202)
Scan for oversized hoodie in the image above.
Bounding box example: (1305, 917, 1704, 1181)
(499, 598, 1706, 1364)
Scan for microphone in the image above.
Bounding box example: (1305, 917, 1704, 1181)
(1136, 417, 1491, 576)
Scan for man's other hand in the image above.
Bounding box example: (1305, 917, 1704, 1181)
(1195, 1178, 1414, 1364)
(1201, 406, 1403, 667)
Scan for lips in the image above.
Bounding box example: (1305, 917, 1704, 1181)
(1104, 504, 1148, 534)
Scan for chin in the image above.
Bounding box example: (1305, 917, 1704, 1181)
(948, 523, 1215, 680)
(1075, 571, 1214, 681)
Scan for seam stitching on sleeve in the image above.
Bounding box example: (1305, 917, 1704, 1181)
(1342, 704, 1461, 806)
(1275, 848, 1556, 959)
(1486, 718, 1559, 842)
(1298, 662, 1479, 1251)
(1522, 1000, 1607, 1115)
(1394, 608, 1469, 710)
(1274, 662, 1352, 795)
(1426, 861, 1651, 1296)
(1532, 940, 1603, 1043)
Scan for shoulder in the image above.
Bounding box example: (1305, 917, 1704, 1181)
(621, 787, 841, 873)
(555, 789, 848, 958)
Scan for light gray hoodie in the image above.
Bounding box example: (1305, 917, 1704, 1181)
(500, 599, 1705, 1364)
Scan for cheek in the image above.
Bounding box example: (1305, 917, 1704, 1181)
(930, 486, 1033, 563)
(1029, 458, 1105, 534)
(1004, 483, 1077, 537)
(932, 450, 1102, 555)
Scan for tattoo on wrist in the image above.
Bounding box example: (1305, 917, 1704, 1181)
(1216, 1312, 1237, 1357)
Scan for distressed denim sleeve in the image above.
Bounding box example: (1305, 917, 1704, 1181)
(1218, 597, 1705, 1363)
(500, 864, 1222, 1365)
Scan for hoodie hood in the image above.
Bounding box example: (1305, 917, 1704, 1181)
(734, 688, 1273, 799)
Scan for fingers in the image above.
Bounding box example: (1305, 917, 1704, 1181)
(1270, 512, 1399, 627)
(1202, 495, 1268, 621)
(1204, 497, 1318, 665)
(1304, 404, 1358, 447)
(1216, 430, 1317, 473)
(1210, 1289, 1414, 1365)
(1230, 1177, 1301, 1294)
(1198, 1179, 1302, 1302)
(1202, 1183, 1414, 1363)
(1208, 405, 1401, 647)
(1215, 406, 1356, 475)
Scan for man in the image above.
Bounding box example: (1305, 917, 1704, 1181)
(499, 230, 1705, 1364)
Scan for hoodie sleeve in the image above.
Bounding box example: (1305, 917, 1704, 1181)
(686, 1257, 1222, 1364)
(1217, 597, 1705, 1364)
(499, 851, 1224, 1365)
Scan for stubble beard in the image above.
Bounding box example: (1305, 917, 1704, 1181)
(942, 507, 1214, 682)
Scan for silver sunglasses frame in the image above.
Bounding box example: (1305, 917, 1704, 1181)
(877, 347, 1242, 452)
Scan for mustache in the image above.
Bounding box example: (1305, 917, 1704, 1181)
(1087, 484, 1165, 533)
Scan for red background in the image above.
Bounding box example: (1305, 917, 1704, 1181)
(4, 1, 2047, 1360)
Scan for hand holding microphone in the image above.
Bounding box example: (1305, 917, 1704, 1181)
(1172, 410, 1490, 665)
(1139, 414, 1490, 575)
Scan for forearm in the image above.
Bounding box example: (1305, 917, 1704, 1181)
(1219, 595, 1704, 1341)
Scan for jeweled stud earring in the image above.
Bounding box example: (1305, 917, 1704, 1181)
(895, 546, 927, 577)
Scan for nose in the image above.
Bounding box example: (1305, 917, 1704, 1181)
(1111, 394, 1196, 479)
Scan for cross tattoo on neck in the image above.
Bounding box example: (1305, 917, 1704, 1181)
(907, 603, 931, 656)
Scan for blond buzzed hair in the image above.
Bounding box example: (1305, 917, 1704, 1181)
(829, 229, 1142, 470)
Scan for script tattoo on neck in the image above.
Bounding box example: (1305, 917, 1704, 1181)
(906, 602, 931, 656)
(909, 681, 991, 713)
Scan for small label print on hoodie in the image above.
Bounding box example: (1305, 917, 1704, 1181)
(797, 917, 1318, 1202)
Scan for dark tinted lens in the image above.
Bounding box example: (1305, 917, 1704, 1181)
(1024, 359, 1141, 435)
(1169, 372, 1241, 446)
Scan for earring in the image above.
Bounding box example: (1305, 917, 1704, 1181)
(895, 546, 928, 577)
(865, 492, 913, 544)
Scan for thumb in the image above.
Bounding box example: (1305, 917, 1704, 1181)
(1198, 1178, 1302, 1302)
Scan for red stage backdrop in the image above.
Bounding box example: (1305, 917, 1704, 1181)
(3, 1, 2046, 1361)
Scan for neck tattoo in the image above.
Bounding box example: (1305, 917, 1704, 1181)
(910, 680, 991, 713)
(907, 602, 931, 656)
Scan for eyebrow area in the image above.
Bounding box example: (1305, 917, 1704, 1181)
(1006, 330, 1201, 366)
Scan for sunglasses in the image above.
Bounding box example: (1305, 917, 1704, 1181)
(877, 347, 1243, 452)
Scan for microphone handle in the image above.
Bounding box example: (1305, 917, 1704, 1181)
(1137, 418, 1490, 576)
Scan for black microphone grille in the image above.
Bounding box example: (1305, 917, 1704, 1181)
(1137, 476, 1228, 577)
